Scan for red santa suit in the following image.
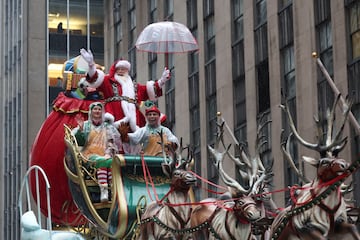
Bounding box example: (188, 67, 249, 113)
(85, 60, 165, 132)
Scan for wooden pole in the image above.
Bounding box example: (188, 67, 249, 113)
(312, 52, 360, 135)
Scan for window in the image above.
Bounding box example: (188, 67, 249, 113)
(187, 0, 201, 200)
(278, 1, 297, 202)
(258, 112, 272, 169)
(164, 0, 175, 130)
(148, 0, 157, 23)
(187, 0, 198, 30)
(204, 0, 214, 17)
(147, 0, 158, 96)
(148, 52, 157, 81)
(278, 0, 293, 9)
(315, 0, 334, 126)
(113, 1, 122, 54)
(254, 0, 270, 115)
(231, 0, 246, 143)
(257, 62, 270, 113)
(232, 0, 244, 42)
(189, 72, 200, 148)
(204, 0, 217, 192)
(128, 0, 136, 77)
(164, 0, 174, 21)
(346, 0, 360, 207)
(128, 0, 136, 47)
(165, 73, 176, 130)
(278, 4, 293, 48)
(348, 1, 360, 59)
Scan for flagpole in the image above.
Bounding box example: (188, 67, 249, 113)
(312, 52, 360, 135)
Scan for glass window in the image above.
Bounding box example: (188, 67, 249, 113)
(187, 0, 198, 29)
(232, 0, 246, 134)
(279, 0, 293, 9)
(257, 61, 270, 113)
(232, 0, 244, 42)
(48, 0, 104, 110)
(278, 5, 293, 48)
(190, 84, 200, 146)
(349, 2, 360, 59)
(148, 52, 157, 81)
(254, 0, 269, 115)
(149, 0, 157, 23)
(205, 61, 217, 142)
(255, 0, 267, 27)
(204, 0, 214, 17)
(114, 1, 122, 52)
(234, 76, 246, 126)
(315, 0, 334, 126)
(165, 85, 176, 130)
(187, 0, 201, 200)
(232, 41, 245, 77)
(164, 0, 174, 20)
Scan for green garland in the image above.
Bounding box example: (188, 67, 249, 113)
(138, 216, 222, 240)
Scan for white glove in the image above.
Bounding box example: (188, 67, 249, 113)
(104, 112, 115, 124)
(80, 48, 94, 66)
(158, 68, 171, 87)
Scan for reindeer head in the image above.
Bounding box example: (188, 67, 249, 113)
(161, 140, 197, 192)
(233, 195, 262, 221)
(303, 156, 349, 182)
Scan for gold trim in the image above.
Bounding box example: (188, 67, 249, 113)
(64, 126, 110, 234)
(114, 154, 126, 167)
(109, 156, 129, 238)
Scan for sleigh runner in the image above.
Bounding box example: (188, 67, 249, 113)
(63, 125, 171, 239)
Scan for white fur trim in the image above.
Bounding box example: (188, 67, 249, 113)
(114, 74, 137, 132)
(115, 60, 131, 70)
(87, 69, 105, 88)
(146, 81, 157, 101)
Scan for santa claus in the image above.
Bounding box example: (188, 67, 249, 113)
(80, 48, 170, 133)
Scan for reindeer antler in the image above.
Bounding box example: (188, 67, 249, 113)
(208, 144, 251, 194)
(158, 129, 171, 165)
(208, 114, 272, 196)
(280, 130, 310, 183)
(280, 93, 350, 157)
(176, 140, 193, 170)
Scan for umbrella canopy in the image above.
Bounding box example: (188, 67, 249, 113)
(135, 21, 199, 54)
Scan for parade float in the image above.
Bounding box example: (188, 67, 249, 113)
(26, 18, 360, 240)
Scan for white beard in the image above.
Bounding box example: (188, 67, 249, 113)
(114, 73, 137, 132)
(114, 74, 135, 98)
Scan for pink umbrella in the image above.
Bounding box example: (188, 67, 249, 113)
(135, 21, 199, 67)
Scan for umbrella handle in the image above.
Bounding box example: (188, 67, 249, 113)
(165, 53, 169, 69)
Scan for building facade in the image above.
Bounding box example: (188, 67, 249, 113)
(1, 0, 360, 239)
(105, 0, 360, 205)
(1, 1, 47, 239)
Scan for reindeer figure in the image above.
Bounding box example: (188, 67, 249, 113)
(190, 117, 271, 240)
(270, 94, 360, 240)
(135, 140, 196, 240)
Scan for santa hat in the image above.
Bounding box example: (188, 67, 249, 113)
(115, 60, 131, 70)
(145, 106, 160, 115)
